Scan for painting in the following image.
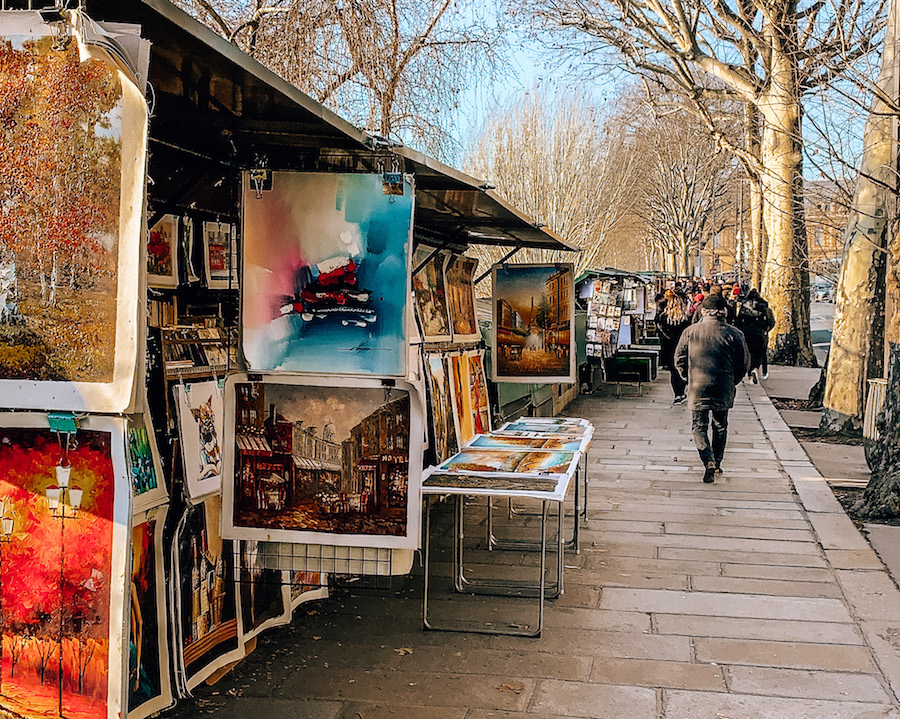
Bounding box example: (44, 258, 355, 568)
(236, 540, 291, 642)
(492, 263, 576, 383)
(147, 215, 178, 288)
(127, 412, 168, 514)
(448, 353, 474, 446)
(467, 350, 491, 436)
(171, 496, 244, 693)
(0, 413, 130, 719)
(288, 571, 328, 611)
(181, 217, 199, 284)
(424, 354, 459, 463)
(500, 420, 590, 436)
(0, 12, 147, 412)
(128, 505, 172, 719)
(202, 221, 238, 290)
(241, 172, 413, 376)
(437, 448, 579, 477)
(412, 246, 451, 342)
(175, 380, 225, 500)
(444, 254, 480, 343)
(221, 374, 424, 549)
(467, 435, 584, 452)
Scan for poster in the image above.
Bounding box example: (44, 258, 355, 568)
(128, 505, 172, 719)
(468, 434, 584, 451)
(0, 12, 148, 412)
(202, 221, 238, 290)
(492, 263, 576, 383)
(438, 448, 579, 477)
(221, 375, 424, 549)
(289, 571, 328, 611)
(171, 496, 244, 693)
(412, 246, 451, 342)
(444, 254, 480, 343)
(467, 350, 491, 436)
(237, 540, 291, 642)
(448, 353, 474, 446)
(127, 412, 168, 513)
(147, 215, 178, 288)
(242, 172, 413, 376)
(424, 354, 459, 463)
(175, 380, 224, 501)
(0, 414, 130, 719)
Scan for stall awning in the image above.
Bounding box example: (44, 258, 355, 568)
(292, 456, 318, 470)
(236, 434, 272, 454)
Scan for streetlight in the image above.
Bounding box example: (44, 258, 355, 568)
(46, 463, 83, 719)
(0, 498, 15, 699)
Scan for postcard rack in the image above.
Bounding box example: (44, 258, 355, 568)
(253, 542, 413, 578)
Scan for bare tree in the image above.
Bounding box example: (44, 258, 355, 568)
(176, 0, 503, 157)
(524, 0, 886, 366)
(462, 89, 643, 275)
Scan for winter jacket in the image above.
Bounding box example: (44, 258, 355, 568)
(735, 297, 772, 337)
(675, 315, 750, 411)
(657, 308, 691, 369)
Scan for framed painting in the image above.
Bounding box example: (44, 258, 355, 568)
(0, 413, 130, 719)
(128, 505, 172, 719)
(444, 254, 480, 343)
(171, 496, 244, 694)
(448, 353, 474, 446)
(241, 171, 414, 376)
(499, 420, 591, 436)
(202, 221, 238, 290)
(147, 215, 179, 288)
(424, 354, 459, 463)
(492, 263, 576, 383)
(221, 374, 424, 549)
(412, 246, 451, 342)
(288, 571, 328, 611)
(0, 12, 147, 413)
(174, 380, 225, 501)
(466, 349, 491, 436)
(467, 435, 585, 452)
(436, 447, 580, 478)
(127, 411, 168, 514)
(236, 540, 291, 642)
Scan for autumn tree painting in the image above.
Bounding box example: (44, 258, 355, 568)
(0, 34, 123, 381)
(0, 427, 117, 719)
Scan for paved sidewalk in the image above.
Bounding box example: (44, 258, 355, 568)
(168, 378, 900, 719)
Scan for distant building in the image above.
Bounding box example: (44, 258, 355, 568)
(545, 269, 571, 355)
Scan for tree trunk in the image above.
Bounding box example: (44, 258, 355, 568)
(820, 5, 897, 433)
(743, 102, 766, 289)
(758, 54, 817, 367)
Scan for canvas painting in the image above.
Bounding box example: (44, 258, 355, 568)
(467, 350, 491, 436)
(175, 380, 225, 500)
(242, 172, 413, 376)
(468, 435, 584, 452)
(492, 263, 576, 383)
(172, 496, 244, 693)
(444, 254, 480, 343)
(147, 215, 178, 288)
(289, 571, 328, 610)
(412, 247, 451, 342)
(181, 216, 199, 284)
(237, 540, 291, 642)
(448, 353, 474, 446)
(0, 413, 130, 719)
(0, 13, 147, 412)
(128, 412, 168, 513)
(203, 221, 238, 290)
(128, 505, 172, 719)
(500, 420, 590, 436)
(425, 354, 459, 463)
(438, 448, 579, 477)
(222, 375, 424, 549)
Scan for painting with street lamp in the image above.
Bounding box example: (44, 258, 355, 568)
(491, 263, 576, 383)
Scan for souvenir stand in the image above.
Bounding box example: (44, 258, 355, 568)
(0, 2, 584, 715)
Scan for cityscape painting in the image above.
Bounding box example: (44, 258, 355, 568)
(222, 376, 423, 549)
(492, 263, 575, 383)
(444, 254, 480, 343)
(0, 414, 130, 719)
(0, 14, 146, 412)
(425, 354, 459, 463)
(412, 246, 451, 342)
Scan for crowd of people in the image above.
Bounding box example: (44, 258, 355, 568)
(654, 280, 776, 484)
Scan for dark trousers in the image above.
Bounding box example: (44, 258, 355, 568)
(745, 331, 766, 374)
(669, 367, 686, 398)
(691, 409, 729, 465)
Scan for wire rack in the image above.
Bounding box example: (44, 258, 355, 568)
(253, 542, 415, 577)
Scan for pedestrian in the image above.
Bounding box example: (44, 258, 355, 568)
(656, 289, 691, 405)
(675, 295, 750, 483)
(735, 288, 775, 381)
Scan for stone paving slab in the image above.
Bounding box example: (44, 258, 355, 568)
(162, 378, 900, 719)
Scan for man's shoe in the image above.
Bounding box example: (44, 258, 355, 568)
(673, 395, 686, 405)
(715, 463, 723, 474)
(761, 369, 769, 380)
(703, 462, 716, 483)
(750, 370, 758, 384)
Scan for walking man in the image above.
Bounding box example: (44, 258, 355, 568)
(675, 295, 750, 483)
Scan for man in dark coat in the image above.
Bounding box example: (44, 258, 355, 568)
(675, 295, 750, 483)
